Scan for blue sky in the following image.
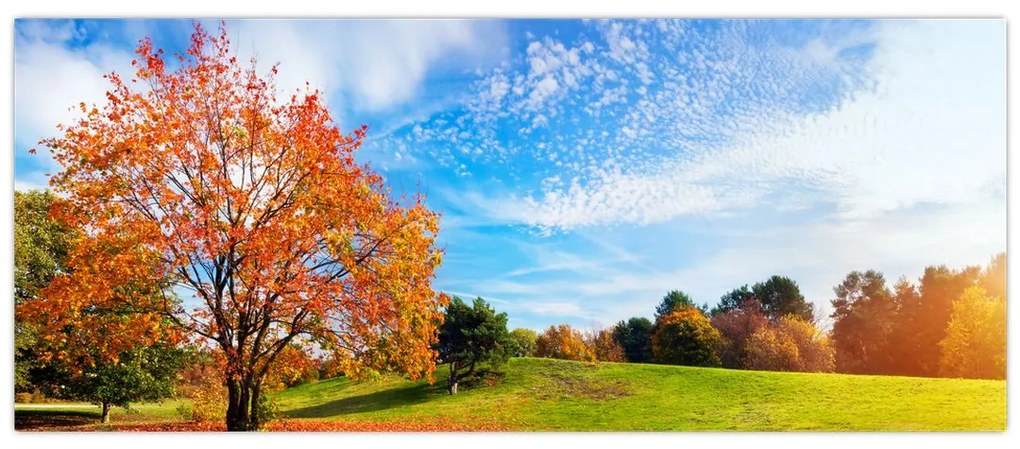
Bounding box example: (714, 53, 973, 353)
(14, 19, 1006, 331)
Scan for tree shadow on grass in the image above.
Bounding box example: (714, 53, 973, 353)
(15, 409, 100, 430)
(281, 382, 442, 419)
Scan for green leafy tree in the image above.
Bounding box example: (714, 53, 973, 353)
(57, 343, 186, 423)
(883, 276, 924, 375)
(829, 270, 897, 374)
(508, 328, 538, 357)
(612, 317, 654, 363)
(655, 290, 708, 319)
(14, 190, 76, 392)
(710, 285, 754, 316)
(651, 308, 721, 367)
(435, 297, 512, 394)
(752, 275, 813, 321)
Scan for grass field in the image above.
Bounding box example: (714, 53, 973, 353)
(15, 357, 1007, 431)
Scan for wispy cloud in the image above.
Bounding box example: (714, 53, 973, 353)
(225, 19, 507, 113)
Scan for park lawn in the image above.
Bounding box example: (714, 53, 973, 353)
(16, 357, 1006, 431)
(273, 357, 1006, 431)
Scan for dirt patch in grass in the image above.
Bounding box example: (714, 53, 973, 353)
(537, 374, 632, 401)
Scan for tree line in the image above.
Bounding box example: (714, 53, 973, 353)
(452, 262, 1005, 382)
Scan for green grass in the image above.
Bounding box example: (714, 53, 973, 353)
(15, 358, 1005, 431)
(272, 357, 1006, 431)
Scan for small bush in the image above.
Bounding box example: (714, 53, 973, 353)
(188, 377, 227, 422)
(15, 392, 32, 403)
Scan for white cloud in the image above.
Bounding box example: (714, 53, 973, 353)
(14, 22, 134, 165)
(506, 20, 1005, 232)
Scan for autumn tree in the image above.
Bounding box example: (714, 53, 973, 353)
(508, 328, 538, 357)
(612, 317, 653, 363)
(710, 298, 768, 369)
(584, 325, 626, 362)
(435, 297, 512, 394)
(24, 23, 446, 430)
(938, 286, 1006, 379)
(535, 324, 595, 362)
(651, 308, 721, 367)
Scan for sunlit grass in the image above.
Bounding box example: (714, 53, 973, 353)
(272, 357, 1005, 431)
(16, 358, 1005, 431)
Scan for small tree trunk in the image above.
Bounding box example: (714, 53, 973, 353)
(100, 401, 111, 424)
(448, 362, 458, 395)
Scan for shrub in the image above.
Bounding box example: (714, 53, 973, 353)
(187, 376, 228, 422)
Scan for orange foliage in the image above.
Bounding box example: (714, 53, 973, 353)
(535, 324, 595, 362)
(17, 230, 181, 373)
(585, 327, 626, 362)
(26, 22, 447, 429)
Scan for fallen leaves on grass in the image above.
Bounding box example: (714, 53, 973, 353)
(52, 418, 512, 432)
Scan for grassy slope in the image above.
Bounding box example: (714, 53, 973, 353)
(273, 357, 1006, 431)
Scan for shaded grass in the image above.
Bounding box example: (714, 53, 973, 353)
(15, 400, 188, 430)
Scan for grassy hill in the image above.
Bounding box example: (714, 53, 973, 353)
(272, 357, 1005, 431)
(16, 357, 1005, 431)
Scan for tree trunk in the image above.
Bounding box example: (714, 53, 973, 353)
(448, 362, 458, 395)
(100, 401, 111, 424)
(225, 375, 260, 431)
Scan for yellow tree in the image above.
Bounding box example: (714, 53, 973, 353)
(938, 286, 1006, 379)
(21, 23, 447, 430)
